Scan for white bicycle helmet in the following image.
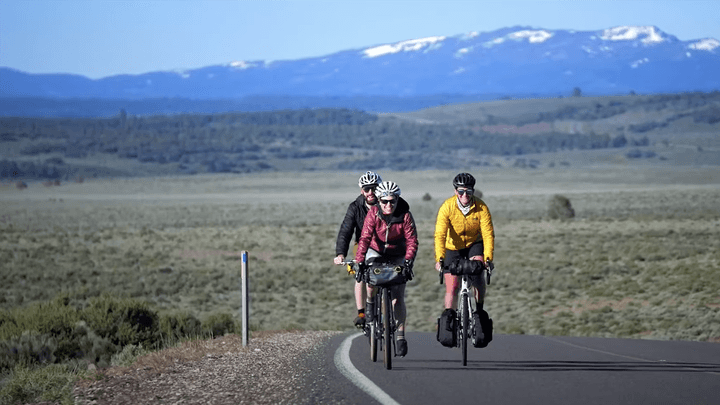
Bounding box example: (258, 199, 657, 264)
(358, 171, 382, 188)
(375, 181, 401, 198)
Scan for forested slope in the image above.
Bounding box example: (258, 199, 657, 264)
(2, 92, 719, 181)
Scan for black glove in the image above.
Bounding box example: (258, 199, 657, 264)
(354, 262, 366, 282)
(486, 260, 494, 272)
(403, 259, 414, 281)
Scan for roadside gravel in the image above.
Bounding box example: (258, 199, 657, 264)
(73, 330, 344, 405)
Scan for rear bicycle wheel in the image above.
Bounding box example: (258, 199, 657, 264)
(461, 293, 469, 367)
(382, 287, 393, 370)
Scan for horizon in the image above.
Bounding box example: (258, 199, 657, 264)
(1, 0, 719, 79)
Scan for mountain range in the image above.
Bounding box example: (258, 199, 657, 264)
(1, 25, 719, 115)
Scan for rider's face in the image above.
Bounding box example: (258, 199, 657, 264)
(361, 186, 377, 204)
(455, 187, 473, 205)
(379, 197, 397, 215)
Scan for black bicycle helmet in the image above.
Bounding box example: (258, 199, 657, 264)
(453, 172, 476, 189)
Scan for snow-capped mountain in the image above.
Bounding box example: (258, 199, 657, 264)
(1, 25, 718, 101)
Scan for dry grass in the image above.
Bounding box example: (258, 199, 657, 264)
(2, 166, 720, 342)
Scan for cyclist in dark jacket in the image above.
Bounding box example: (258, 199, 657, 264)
(334, 171, 382, 327)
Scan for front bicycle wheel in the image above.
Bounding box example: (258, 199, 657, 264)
(370, 295, 378, 362)
(461, 293, 469, 367)
(382, 287, 393, 370)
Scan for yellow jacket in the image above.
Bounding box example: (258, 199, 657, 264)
(434, 195, 494, 262)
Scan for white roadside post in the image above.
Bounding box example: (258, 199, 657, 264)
(241, 250, 249, 346)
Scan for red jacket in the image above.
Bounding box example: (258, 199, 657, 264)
(355, 197, 418, 262)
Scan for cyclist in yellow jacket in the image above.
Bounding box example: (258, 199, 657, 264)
(434, 173, 494, 313)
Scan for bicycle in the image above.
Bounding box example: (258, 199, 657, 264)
(343, 259, 410, 370)
(440, 258, 492, 366)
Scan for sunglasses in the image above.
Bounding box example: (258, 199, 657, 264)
(456, 188, 474, 196)
(379, 199, 397, 205)
(362, 186, 376, 192)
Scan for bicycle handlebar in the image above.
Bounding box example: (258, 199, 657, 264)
(338, 259, 360, 279)
(438, 259, 495, 285)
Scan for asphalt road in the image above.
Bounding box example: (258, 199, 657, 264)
(316, 332, 720, 405)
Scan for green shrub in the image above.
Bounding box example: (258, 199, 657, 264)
(110, 343, 150, 367)
(0, 296, 79, 341)
(81, 295, 161, 349)
(0, 294, 246, 404)
(0, 296, 96, 372)
(67, 321, 116, 367)
(548, 194, 575, 220)
(159, 312, 203, 342)
(0, 331, 57, 371)
(0, 294, 164, 370)
(202, 313, 237, 337)
(1, 322, 117, 373)
(0, 363, 86, 405)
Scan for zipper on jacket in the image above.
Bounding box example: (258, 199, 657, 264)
(380, 210, 389, 254)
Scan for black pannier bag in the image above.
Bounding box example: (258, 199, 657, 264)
(447, 258, 485, 276)
(437, 308, 457, 347)
(473, 309, 493, 348)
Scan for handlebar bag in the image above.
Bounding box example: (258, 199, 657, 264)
(447, 258, 485, 276)
(366, 263, 406, 287)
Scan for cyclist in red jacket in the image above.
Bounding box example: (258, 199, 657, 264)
(355, 181, 418, 357)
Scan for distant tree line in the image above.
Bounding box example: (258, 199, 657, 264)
(2, 92, 718, 179)
(0, 94, 503, 117)
(469, 91, 720, 127)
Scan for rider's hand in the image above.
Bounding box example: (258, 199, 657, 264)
(435, 261, 443, 272)
(354, 262, 366, 282)
(403, 259, 414, 281)
(334, 255, 345, 265)
(485, 259, 494, 271)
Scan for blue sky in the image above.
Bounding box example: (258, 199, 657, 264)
(1, 0, 718, 79)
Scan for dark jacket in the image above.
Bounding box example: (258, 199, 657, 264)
(335, 194, 371, 257)
(355, 197, 418, 262)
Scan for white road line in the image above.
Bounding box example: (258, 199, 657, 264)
(543, 336, 720, 376)
(334, 332, 401, 405)
(542, 335, 654, 362)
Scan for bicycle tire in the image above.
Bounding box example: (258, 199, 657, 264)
(461, 293, 469, 367)
(382, 288, 392, 370)
(370, 296, 378, 362)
